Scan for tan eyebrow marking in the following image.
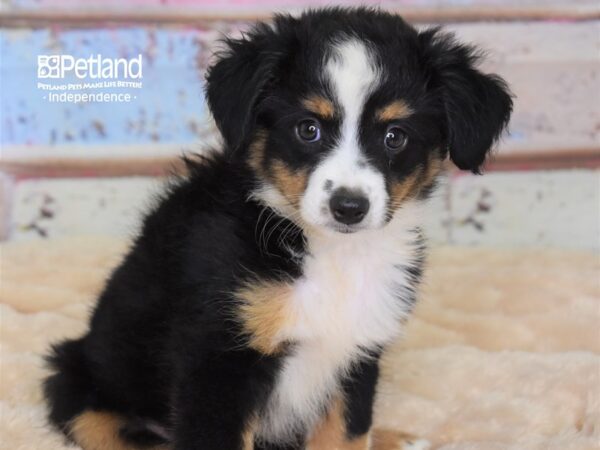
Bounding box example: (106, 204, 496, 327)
(376, 100, 413, 121)
(270, 160, 308, 208)
(302, 95, 336, 119)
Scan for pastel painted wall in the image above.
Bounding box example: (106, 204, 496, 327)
(1, 27, 219, 146)
(4, 0, 504, 8)
(2, 21, 599, 154)
(1, 0, 598, 245)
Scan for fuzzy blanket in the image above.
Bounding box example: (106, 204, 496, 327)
(1, 237, 599, 450)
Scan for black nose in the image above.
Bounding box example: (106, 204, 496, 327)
(329, 189, 370, 225)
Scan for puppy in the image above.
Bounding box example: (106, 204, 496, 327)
(44, 7, 512, 450)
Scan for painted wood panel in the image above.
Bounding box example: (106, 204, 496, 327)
(1, 27, 217, 147)
(450, 21, 600, 156)
(3, 0, 598, 23)
(10, 176, 165, 239)
(0, 173, 15, 240)
(1, 20, 598, 175)
(449, 170, 600, 251)
(8, 170, 600, 251)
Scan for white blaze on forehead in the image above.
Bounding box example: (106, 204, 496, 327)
(300, 38, 388, 230)
(326, 38, 379, 129)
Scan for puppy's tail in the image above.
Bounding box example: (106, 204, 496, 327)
(43, 338, 170, 449)
(43, 338, 95, 433)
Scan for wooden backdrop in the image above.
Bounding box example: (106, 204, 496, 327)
(1, 0, 598, 247)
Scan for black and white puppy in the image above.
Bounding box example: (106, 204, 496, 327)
(44, 7, 512, 450)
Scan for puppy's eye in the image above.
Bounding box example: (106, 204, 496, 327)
(296, 119, 321, 143)
(384, 126, 408, 152)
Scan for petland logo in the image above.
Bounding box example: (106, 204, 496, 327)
(37, 54, 143, 103)
(38, 54, 143, 79)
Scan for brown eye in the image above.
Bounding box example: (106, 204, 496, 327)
(296, 119, 321, 142)
(384, 126, 408, 152)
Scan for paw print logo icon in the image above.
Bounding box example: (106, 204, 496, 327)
(38, 55, 61, 78)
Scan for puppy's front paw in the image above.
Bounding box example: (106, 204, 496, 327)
(371, 428, 431, 450)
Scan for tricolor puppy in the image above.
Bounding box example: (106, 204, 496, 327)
(44, 8, 512, 450)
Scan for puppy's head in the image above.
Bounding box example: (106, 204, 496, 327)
(206, 8, 512, 234)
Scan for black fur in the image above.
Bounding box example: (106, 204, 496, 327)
(419, 28, 513, 173)
(45, 157, 302, 449)
(206, 23, 286, 152)
(207, 8, 512, 174)
(44, 7, 512, 450)
(341, 350, 382, 438)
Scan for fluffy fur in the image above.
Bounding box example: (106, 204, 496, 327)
(3, 239, 598, 450)
(43, 7, 512, 450)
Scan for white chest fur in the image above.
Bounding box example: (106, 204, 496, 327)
(257, 202, 424, 442)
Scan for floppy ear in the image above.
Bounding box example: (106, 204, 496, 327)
(205, 23, 283, 152)
(420, 28, 513, 173)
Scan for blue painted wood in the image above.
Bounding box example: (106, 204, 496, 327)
(1, 28, 211, 146)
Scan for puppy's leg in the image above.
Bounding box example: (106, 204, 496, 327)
(69, 411, 170, 450)
(306, 354, 381, 450)
(306, 397, 371, 450)
(172, 349, 274, 450)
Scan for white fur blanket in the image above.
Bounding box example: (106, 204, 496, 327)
(1, 237, 598, 449)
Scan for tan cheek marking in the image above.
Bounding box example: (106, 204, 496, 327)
(389, 153, 445, 210)
(389, 172, 420, 209)
(248, 130, 268, 176)
(376, 100, 412, 122)
(270, 160, 308, 207)
(307, 398, 371, 450)
(422, 153, 444, 187)
(248, 131, 307, 208)
(303, 95, 335, 119)
(69, 411, 169, 450)
(236, 281, 295, 355)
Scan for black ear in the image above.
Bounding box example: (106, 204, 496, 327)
(205, 23, 284, 152)
(420, 28, 513, 173)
